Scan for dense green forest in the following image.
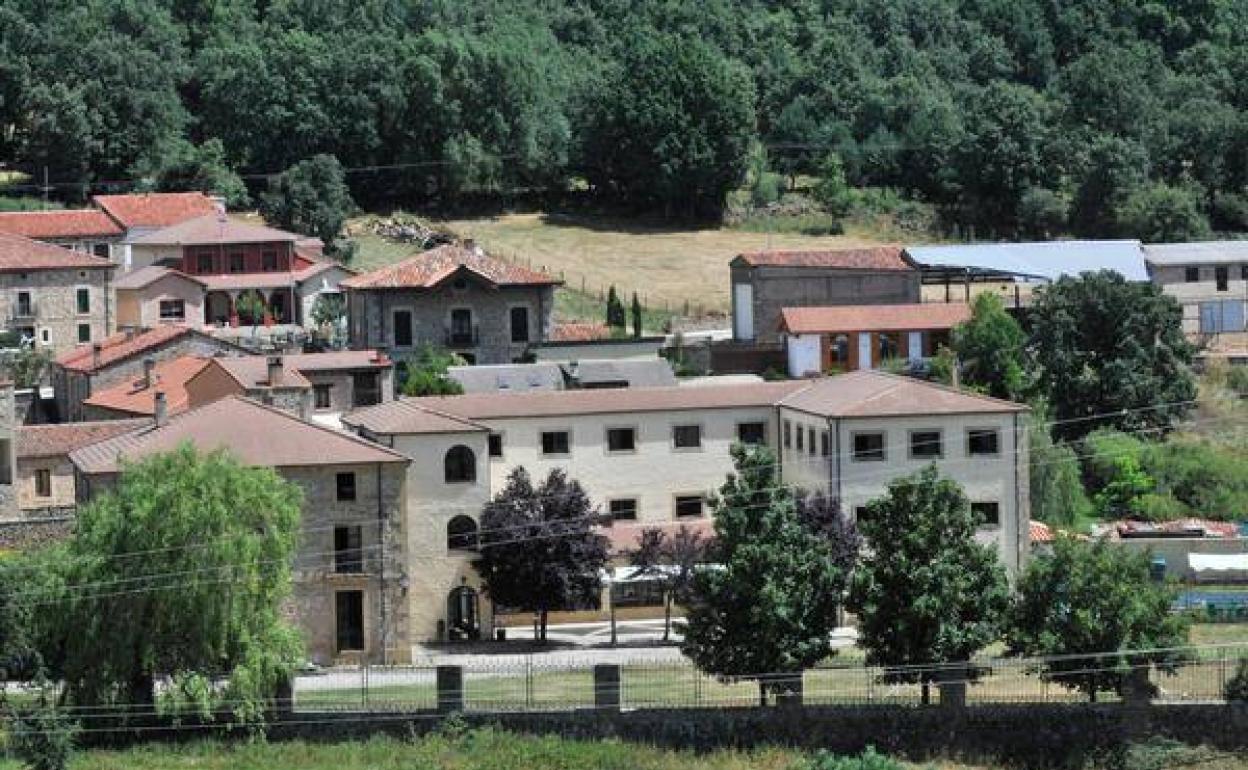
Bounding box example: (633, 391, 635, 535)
(2, 0, 1247, 237)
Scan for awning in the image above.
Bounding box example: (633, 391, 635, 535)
(1189, 553, 1248, 572)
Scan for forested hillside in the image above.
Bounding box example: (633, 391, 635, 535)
(2, 0, 1246, 238)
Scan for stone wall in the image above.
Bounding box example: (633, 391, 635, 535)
(0, 517, 73, 549)
(0, 267, 114, 354)
(15, 456, 77, 512)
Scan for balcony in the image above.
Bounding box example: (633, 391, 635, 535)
(8, 302, 36, 322)
(444, 326, 480, 348)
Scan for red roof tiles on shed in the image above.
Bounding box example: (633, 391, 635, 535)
(92, 192, 217, 229)
(0, 232, 116, 273)
(550, 322, 612, 342)
(0, 209, 123, 239)
(780, 303, 972, 334)
(341, 244, 560, 289)
(734, 246, 912, 271)
(81, 356, 212, 417)
(55, 326, 196, 373)
(17, 419, 152, 459)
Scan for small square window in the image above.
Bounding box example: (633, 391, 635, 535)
(910, 430, 943, 459)
(196, 253, 213, 273)
(852, 432, 885, 462)
(541, 431, 570, 456)
(35, 468, 51, 498)
(675, 495, 704, 518)
(672, 424, 701, 450)
(262, 251, 278, 271)
(1185, 267, 1200, 282)
(229, 252, 246, 273)
(314, 384, 332, 410)
(967, 429, 1000, 456)
(336, 472, 356, 501)
(737, 421, 766, 445)
(972, 502, 1000, 527)
(77, 323, 91, 343)
(1216, 266, 1229, 292)
(606, 427, 636, 453)
(159, 299, 185, 321)
(488, 433, 503, 458)
(609, 499, 638, 521)
(75, 287, 90, 314)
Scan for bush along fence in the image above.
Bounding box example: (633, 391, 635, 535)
(290, 644, 1248, 713)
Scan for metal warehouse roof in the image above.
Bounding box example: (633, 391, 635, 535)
(1142, 241, 1248, 266)
(904, 240, 1149, 282)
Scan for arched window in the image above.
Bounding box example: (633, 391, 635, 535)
(447, 515, 479, 551)
(444, 445, 476, 483)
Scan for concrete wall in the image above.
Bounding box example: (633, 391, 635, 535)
(786, 334, 822, 378)
(731, 264, 920, 345)
(0, 268, 114, 354)
(1152, 263, 1248, 337)
(347, 282, 555, 365)
(116, 274, 206, 330)
(1115, 536, 1248, 581)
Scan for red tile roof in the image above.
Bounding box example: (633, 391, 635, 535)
(70, 395, 409, 474)
(1029, 520, 1054, 544)
(93, 192, 217, 229)
(341, 244, 561, 289)
(16, 419, 152, 459)
(208, 357, 313, 389)
(112, 265, 206, 290)
(735, 246, 912, 271)
(55, 326, 204, 373)
(0, 232, 117, 273)
(777, 370, 1028, 417)
(551, 322, 613, 342)
(81, 356, 212, 417)
(129, 214, 299, 247)
(780, 303, 972, 334)
(0, 209, 123, 239)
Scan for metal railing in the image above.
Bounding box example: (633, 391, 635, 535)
(291, 644, 1248, 713)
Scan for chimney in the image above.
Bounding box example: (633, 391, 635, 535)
(212, 196, 227, 222)
(267, 355, 283, 386)
(91, 342, 102, 369)
(153, 390, 168, 427)
(142, 357, 155, 389)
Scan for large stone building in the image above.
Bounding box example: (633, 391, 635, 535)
(0, 232, 116, 353)
(343, 370, 1030, 643)
(342, 243, 561, 365)
(182, 350, 394, 417)
(68, 395, 411, 664)
(12, 419, 150, 519)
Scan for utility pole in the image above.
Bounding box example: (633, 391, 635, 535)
(40, 166, 51, 209)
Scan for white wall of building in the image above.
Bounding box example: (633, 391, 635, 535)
(786, 334, 822, 378)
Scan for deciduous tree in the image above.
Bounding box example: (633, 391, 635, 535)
(628, 526, 707, 641)
(951, 293, 1026, 401)
(260, 154, 356, 258)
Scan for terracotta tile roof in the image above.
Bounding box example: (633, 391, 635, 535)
(734, 246, 912, 271)
(208, 357, 313, 389)
(1029, 520, 1054, 544)
(342, 400, 489, 435)
(54, 326, 242, 373)
(780, 303, 972, 334)
(0, 232, 117, 272)
(551, 322, 612, 342)
(340, 244, 561, 289)
(70, 395, 409, 474)
(343, 381, 806, 433)
(93, 192, 217, 229)
(112, 265, 205, 290)
(129, 214, 299, 247)
(17, 419, 152, 459)
(0, 209, 123, 239)
(283, 351, 391, 372)
(81, 356, 212, 417)
(777, 370, 1027, 417)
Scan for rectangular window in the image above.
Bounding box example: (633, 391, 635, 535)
(541, 430, 570, 456)
(855, 506, 870, 527)
(972, 502, 1000, 527)
(606, 427, 636, 453)
(1185, 266, 1200, 283)
(314, 384, 332, 409)
(1216, 266, 1229, 292)
(392, 310, 413, 347)
(35, 468, 51, 498)
(852, 432, 885, 462)
(77, 323, 90, 343)
(351, 373, 380, 407)
(228, 252, 245, 273)
(262, 250, 278, 271)
(737, 421, 766, 445)
(158, 299, 185, 321)
(15, 292, 31, 316)
(807, 427, 816, 456)
(92, 243, 110, 259)
(75, 287, 90, 314)
(675, 495, 704, 518)
(335, 591, 364, 652)
(783, 420, 791, 448)
(336, 472, 356, 501)
(488, 433, 503, 458)
(609, 498, 638, 521)
(1242, 265, 1248, 281)
(672, 424, 701, 450)
(910, 430, 943, 459)
(510, 306, 530, 343)
(967, 428, 1001, 456)
(196, 253, 213, 273)
(333, 525, 363, 573)
(820, 431, 830, 457)
(795, 424, 804, 452)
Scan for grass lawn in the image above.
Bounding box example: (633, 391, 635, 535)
(1190, 622, 1248, 647)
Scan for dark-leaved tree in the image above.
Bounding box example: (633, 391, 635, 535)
(475, 468, 608, 641)
(260, 154, 356, 259)
(628, 525, 707, 642)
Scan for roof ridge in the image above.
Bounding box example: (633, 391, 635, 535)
(860, 369, 1028, 410)
(224, 395, 411, 461)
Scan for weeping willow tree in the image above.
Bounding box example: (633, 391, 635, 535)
(56, 444, 303, 724)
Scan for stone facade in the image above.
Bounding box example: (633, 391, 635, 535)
(730, 263, 920, 345)
(0, 267, 114, 354)
(346, 280, 556, 365)
(304, 369, 393, 414)
(14, 455, 76, 516)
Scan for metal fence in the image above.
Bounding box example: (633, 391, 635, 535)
(292, 644, 1248, 713)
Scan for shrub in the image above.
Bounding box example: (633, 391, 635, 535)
(800, 747, 905, 770)
(10, 697, 79, 770)
(1226, 658, 1248, 702)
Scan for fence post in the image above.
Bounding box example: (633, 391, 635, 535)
(437, 665, 465, 713)
(938, 665, 967, 710)
(594, 664, 621, 712)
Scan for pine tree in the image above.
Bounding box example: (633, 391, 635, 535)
(631, 292, 643, 338)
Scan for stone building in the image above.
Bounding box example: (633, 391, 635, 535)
(183, 351, 394, 417)
(0, 209, 124, 261)
(729, 248, 920, 346)
(50, 325, 247, 421)
(12, 419, 150, 519)
(1143, 241, 1248, 351)
(69, 395, 411, 664)
(342, 242, 561, 365)
(81, 356, 212, 420)
(0, 232, 117, 354)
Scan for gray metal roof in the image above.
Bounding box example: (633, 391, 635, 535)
(904, 240, 1148, 282)
(570, 359, 676, 388)
(1142, 241, 1248, 266)
(448, 363, 565, 394)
